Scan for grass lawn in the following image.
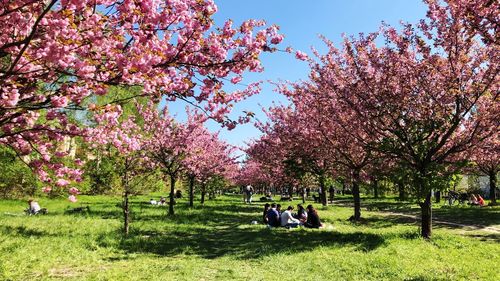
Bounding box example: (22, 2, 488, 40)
(0, 194, 499, 280)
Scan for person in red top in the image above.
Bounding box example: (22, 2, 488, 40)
(477, 195, 485, 206)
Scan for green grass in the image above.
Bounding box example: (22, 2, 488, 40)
(1, 194, 499, 280)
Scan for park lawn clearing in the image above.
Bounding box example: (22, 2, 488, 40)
(0, 195, 499, 280)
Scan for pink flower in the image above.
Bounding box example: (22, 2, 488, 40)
(68, 195, 77, 203)
(230, 76, 242, 84)
(68, 187, 80, 195)
(295, 51, 308, 61)
(42, 186, 52, 193)
(56, 179, 70, 187)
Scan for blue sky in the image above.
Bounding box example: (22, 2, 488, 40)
(169, 0, 428, 149)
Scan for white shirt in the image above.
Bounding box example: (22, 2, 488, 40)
(280, 210, 300, 226)
(30, 202, 41, 213)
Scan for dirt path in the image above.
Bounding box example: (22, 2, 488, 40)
(333, 201, 500, 234)
(376, 210, 500, 234)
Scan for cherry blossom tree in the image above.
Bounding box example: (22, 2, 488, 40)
(304, 3, 498, 237)
(0, 0, 283, 193)
(183, 124, 237, 206)
(470, 134, 499, 205)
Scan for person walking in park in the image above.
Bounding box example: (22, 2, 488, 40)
(244, 185, 254, 204)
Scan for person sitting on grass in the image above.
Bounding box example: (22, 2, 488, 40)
(304, 205, 323, 228)
(266, 203, 280, 227)
(26, 200, 45, 215)
(477, 195, 485, 206)
(276, 204, 282, 217)
(159, 197, 166, 205)
(150, 198, 157, 205)
(280, 206, 301, 228)
(263, 203, 270, 224)
(295, 204, 308, 223)
(469, 194, 479, 206)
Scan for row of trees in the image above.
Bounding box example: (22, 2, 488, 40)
(0, 0, 283, 191)
(0, 0, 286, 234)
(240, 0, 499, 239)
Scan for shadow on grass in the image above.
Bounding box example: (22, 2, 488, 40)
(115, 227, 386, 260)
(464, 233, 500, 243)
(432, 206, 500, 227)
(0, 225, 55, 238)
(359, 215, 418, 229)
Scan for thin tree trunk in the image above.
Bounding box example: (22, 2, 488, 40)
(373, 179, 379, 199)
(420, 192, 432, 239)
(122, 163, 130, 235)
(302, 187, 306, 203)
(342, 182, 346, 195)
(435, 190, 441, 203)
(352, 170, 361, 221)
(201, 183, 206, 205)
(319, 175, 327, 206)
(123, 190, 130, 235)
(398, 182, 405, 201)
(169, 175, 176, 216)
(489, 170, 497, 205)
(189, 175, 195, 208)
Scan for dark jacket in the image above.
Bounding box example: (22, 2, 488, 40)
(305, 210, 322, 228)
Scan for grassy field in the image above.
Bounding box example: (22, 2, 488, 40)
(0, 194, 499, 280)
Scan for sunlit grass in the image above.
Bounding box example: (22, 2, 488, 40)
(1, 194, 498, 280)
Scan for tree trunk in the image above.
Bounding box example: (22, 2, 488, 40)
(420, 192, 432, 239)
(352, 171, 361, 221)
(189, 175, 195, 208)
(398, 182, 405, 201)
(342, 182, 346, 195)
(168, 175, 176, 216)
(201, 183, 206, 205)
(435, 190, 441, 203)
(302, 187, 306, 203)
(122, 164, 130, 235)
(489, 170, 497, 204)
(319, 175, 327, 206)
(123, 190, 130, 235)
(373, 179, 379, 199)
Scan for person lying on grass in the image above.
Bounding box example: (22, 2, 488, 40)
(280, 206, 301, 228)
(304, 205, 323, 228)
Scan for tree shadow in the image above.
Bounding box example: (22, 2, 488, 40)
(432, 206, 500, 227)
(0, 225, 55, 238)
(116, 226, 386, 260)
(359, 215, 418, 229)
(463, 233, 500, 243)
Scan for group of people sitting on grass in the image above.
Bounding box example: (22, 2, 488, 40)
(150, 197, 167, 206)
(469, 194, 485, 206)
(263, 203, 324, 228)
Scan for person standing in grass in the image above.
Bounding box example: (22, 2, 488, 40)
(266, 203, 280, 227)
(280, 206, 301, 228)
(305, 205, 323, 228)
(245, 185, 254, 204)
